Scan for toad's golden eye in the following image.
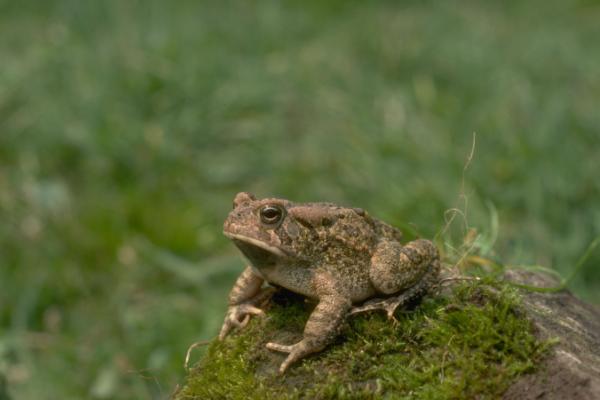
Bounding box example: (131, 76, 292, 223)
(259, 205, 284, 226)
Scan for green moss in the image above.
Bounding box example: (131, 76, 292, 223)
(177, 335, 272, 399)
(176, 281, 552, 400)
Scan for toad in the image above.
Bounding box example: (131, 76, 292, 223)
(219, 192, 440, 373)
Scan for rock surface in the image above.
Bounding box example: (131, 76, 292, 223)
(503, 270, 600, 400)
(176, 271, 600, 399)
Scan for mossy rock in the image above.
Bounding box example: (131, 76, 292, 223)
(175, 280, 552, 399)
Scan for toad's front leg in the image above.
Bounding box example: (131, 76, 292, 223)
(219, 266, 267, 340)
(266, 274, 351, 374)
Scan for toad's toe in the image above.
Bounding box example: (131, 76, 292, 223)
(265, 342, 293, 353)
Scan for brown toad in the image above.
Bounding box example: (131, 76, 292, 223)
(219, 192, 440, 373)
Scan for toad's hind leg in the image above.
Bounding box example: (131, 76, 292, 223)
(351, 239, 440, 318)
(370, 239, 439, 294)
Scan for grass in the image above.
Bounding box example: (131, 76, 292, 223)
(1, 0, 599, 399)
(176, 280, 552, 400)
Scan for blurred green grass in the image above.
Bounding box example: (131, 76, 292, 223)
(0, 0, 599, 399)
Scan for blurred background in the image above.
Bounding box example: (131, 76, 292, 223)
(1, 0, 599, 398)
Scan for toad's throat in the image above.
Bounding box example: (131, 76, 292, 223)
(225, 232, 288, 267)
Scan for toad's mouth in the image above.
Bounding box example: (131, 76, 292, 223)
(224, 232, 287, 267)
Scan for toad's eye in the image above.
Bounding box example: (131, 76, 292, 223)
(259, 205, 284, 226)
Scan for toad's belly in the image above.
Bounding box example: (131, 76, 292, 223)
(256, 263, 376, 303)
(255, 264, 319, 300)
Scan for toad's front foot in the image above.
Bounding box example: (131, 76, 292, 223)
(219, 287, 275, 340)
(266, 339, 323, 374)
(219, 303, 265, 340)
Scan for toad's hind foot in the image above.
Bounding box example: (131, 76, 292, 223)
(350, 258, 440, 319)
(348, 286, 419, 319)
